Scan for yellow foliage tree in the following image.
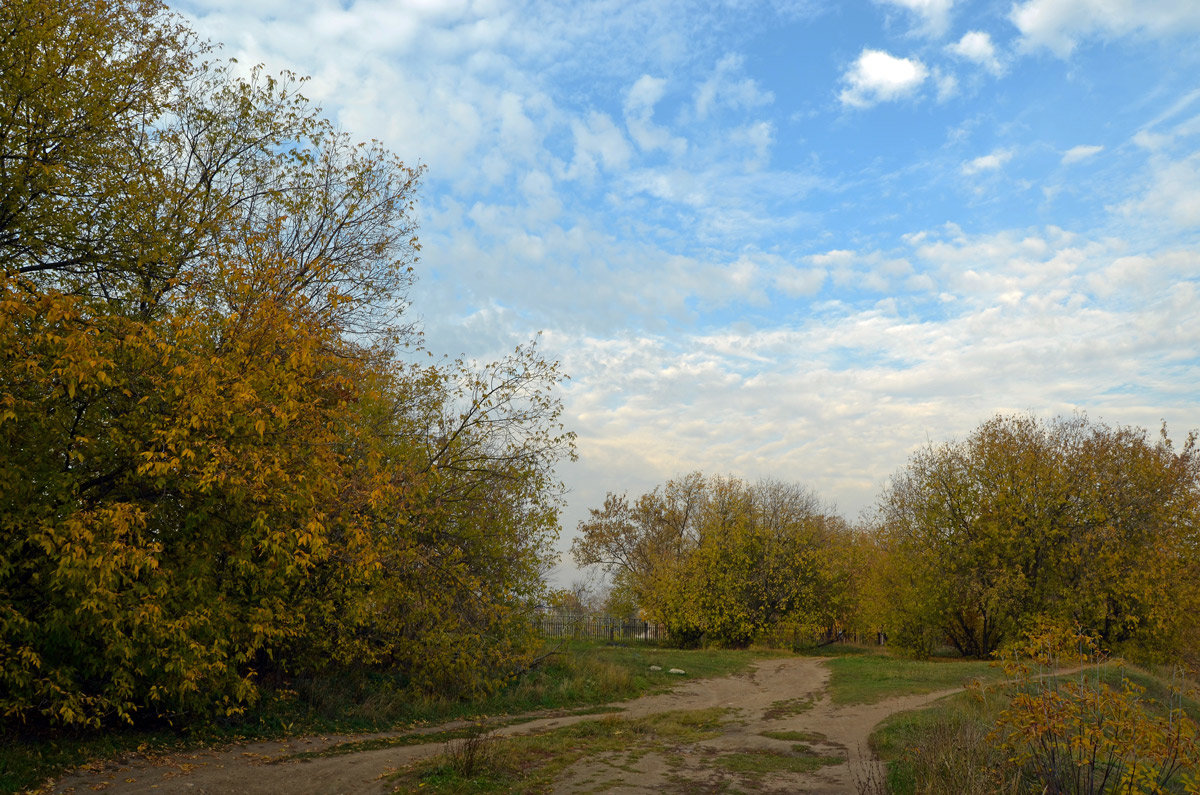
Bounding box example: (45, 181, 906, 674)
(874, 413, 1200, 660)
(574, 474, 849, 648)
(1, 0, 574, 728)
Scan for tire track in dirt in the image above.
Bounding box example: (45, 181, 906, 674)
(45, 657, 974, 794)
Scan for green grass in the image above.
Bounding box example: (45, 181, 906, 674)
(763, 694, 816, 719)
(760, 729, 826, 743)
(1089, 664, 1200, 717)
(390, 708, 734, 794)
(0, 642, 774, 794)
(638, 707, 731, 741)
(824, 654, 1002, 705)
(391, 706, 843, 793)
(0, 729, 200, 795)
(273, 712, 616, 763)
(871, 689, 1007, 795)
(792, 641, 888, 657)
(714, 748, 841, 776)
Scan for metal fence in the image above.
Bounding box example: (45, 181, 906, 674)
(534, 613, 667, 642)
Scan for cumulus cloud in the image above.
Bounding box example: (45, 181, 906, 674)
(839, 49, 929, 108)
(556, 229, 1200, 529)
(729, 121, 775, 168)
(624, 75, 687, 155)
(693, 54, 774, 119)
(1061, 144, 1103, 164)
(961, 148, 1013, 174)
(876, 0, 956, 36)
(627, 73, 667, 112)
(933, 67, 958, 101)
(566, 111, 632, 181)
(176, 0, 1200, 582)
(1011, 0, 1200, 56)
(1120, 152, 1200, 230)
(948, 30, 1005, 75)
(808, 249, 857, 267)
(774, 266, 827, 297)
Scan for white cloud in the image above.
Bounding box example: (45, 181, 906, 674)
(693, 54, 774, 120)
(808, 249, 857, 267)
(774, 266, 827, 297)
(802, 249, 926, 296)
(1132, 97, 1200, 155)
(1120, 152, 1200, 230)
(1011, 0, 1200, 56)
(729, 121, 775, 168)
(948, 30, 1005, 75)
(565, 111, 632, 181)
(839, 49, 930, 108)
(876, 0, 956, 36)
(933, 67, 958, 102)
(961, 148, 1014, 174)
(1061, 144, 1104, 164)
(624, 75, 687, 155)
(555, 230, 1200, 531)
(175, 0, 1200, 583)
(626, 74, 667, 112)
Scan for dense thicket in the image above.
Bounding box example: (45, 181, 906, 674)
(1, 0, 573, 728)
(873, 414, 1200, 659)
(572, 474, 865, 647)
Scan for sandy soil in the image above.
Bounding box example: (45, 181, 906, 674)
(45, 656, 969, 794)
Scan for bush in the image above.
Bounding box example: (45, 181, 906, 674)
(992, 623, 1200, 794)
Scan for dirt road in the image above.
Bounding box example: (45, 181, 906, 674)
(47, 657, 965, 794)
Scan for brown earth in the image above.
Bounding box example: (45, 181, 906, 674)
(45, 657, 969, 794)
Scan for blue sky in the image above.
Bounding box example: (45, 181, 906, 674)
(178, 0, 1200, 584)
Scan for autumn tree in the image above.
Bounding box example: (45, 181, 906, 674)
(654, 477, 822, 647)
(1, 0, 573, 728)
(574, 474, 849, 647)
(874, 413, 1200, 660)
(571, 472, 706, 620)
(313, 343, 576, 697)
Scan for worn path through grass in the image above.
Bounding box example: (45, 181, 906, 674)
(45, 650, 1005, 794)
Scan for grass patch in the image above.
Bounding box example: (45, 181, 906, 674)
(792, 642, 887, 658)
(638, 707, 730, 741)
(0, 729, 200, 795)
(2, 642, 772, 794)
(871, 689, 1009, 795)
(471, 641, 779, 718)
(762, 694, 816, 720)
(1084, 664, 1200, 717)
(714, 748, 841, 776)
(391, 708, 734, 793)
(825, 654, 1001, 705)
(278, 706, 627, 763)
(760, 729, 825, 743)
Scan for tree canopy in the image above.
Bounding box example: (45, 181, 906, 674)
(573, 473, 862, 648)
(874, 413, 1200, 659)
(1, 0, 574, 728)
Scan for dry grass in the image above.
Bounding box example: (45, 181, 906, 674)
(444, 727, 498, 777)
(870, 689, 1015, 795)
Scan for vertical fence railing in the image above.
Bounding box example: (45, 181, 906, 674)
(533, 613, 666, 642)
(534, 614, 885, 647)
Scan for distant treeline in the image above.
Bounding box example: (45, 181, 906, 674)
(572, 414, 1200, 664)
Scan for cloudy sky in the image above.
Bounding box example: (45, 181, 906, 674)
(177, 0, 1200, 583)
